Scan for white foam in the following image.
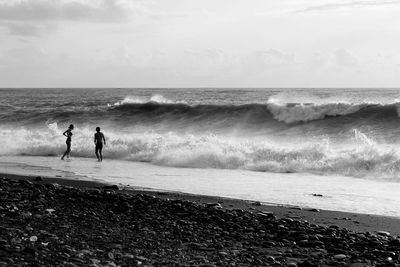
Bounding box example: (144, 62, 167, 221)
(266, 98, 366, 123)
(110, 94, 181, 107)
(1, 124, 400, 180)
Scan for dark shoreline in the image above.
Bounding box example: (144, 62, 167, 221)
(1, 174, 400, 266)
(3, 173, 400, 236)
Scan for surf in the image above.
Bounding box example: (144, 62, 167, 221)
(1, 123, 400, 180)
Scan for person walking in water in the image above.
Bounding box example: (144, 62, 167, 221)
(61, 124, 74, 160)
(94, 127, 106, 161)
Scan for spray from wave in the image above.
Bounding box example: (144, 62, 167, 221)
(1, 123, 400, 180)
(110, 94, 184, 107)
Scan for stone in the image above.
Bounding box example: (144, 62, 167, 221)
(266, 256, 275, 262)
(23, 246, 37, 254)
(258, 211, 274, 217)
(312, 193, 323, 197)
(103, 185, 119, 191)
(298, 260, 319, 267)
(377, 231, 391, 237)
(333, 254, 347, 260)
(122, 253, 134, 259)
(206, 203, 223, 209)
(308, 208, 320, 212)
(35, 176, 44, 182)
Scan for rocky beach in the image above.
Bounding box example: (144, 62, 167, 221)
(1, 175, 400, 266)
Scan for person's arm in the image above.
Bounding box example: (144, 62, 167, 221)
(102, 133, 106, 145)
(63, 130, 69, 137)
(94, 134, 97, 144)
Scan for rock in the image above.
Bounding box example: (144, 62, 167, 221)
(389, 238, 400, 246)
(135, 256, 149, 262)
(20, 212, 32, 218)
(19, 179, 33, 186)
(252, 201, 261, 206)
(90, 259, 101, 264)
(45, 208, 55, 214)
(23, 246, 37, 254)
(206, 203, 223, 209)
(377, 231, 391, 237)
(88, 188, 101, 194)
(107, 252, 114, 260)
(35, 176, 44, 182)
(108, 243, 123, 250)
(69, 257, 85, 264)
(122, 253, 134, 259)
(298, 260, 319, 267)
(312, 193, 323, 197)
(103, 185, 119, 191)
(29, 236, 38, 242)
(333, 254, 347, 260)
(266, 256, 275, 262)
(257, 211, 274, 217)
(308, 208, 320, 212)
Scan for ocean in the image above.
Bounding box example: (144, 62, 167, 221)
(2, 88, 400, 216)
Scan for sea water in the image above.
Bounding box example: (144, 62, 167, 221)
(1, 88, 400, 216)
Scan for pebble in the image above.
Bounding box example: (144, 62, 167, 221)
(377, 231, 391, 237)
(102, 185, 119, 191)
(1, 177, 400, 266)
(333, 254, 347, 260)
(308, 208, 320, 212)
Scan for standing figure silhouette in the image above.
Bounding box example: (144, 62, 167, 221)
(94, 126, 106, 161)
(61, 124, 74, 160)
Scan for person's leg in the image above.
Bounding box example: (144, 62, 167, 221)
(66, 143, 71, 158)
(61, 150, 67, 160)
(61, 143, 70, 160)
(99, 146, 103, 161)
(95, 147, 100, 161)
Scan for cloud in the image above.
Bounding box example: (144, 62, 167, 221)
(0, 0, 150, 22)
(241, 49, 294, 72)
(2, 21, 56, 36)
(298, 0, 400, 12)
(334, 49, 359, 67)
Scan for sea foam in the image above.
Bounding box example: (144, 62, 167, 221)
(1, 123, 400, 180)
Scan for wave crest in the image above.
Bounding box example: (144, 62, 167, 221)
(110, 94, 181, 107)
(266, 98, 369, 123)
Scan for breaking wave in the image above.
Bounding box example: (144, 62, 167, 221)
(1, 123, 400, 180)
(3, 94, 400, 131)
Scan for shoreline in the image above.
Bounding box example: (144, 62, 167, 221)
(3, 172, 400, 236)
(2, 173, 400, 265)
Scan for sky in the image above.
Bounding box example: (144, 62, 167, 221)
(1, 0, 400, 88)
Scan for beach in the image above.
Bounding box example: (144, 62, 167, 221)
(2, 88, 400, 265)
(2, 0, 400, 263)
(1, 173, 400, 266)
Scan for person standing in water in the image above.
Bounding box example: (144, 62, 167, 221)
(94, 127, 106, 161)
(61, 124, 74, 160)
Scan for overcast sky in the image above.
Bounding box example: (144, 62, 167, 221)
(1, 0, 400, 88)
